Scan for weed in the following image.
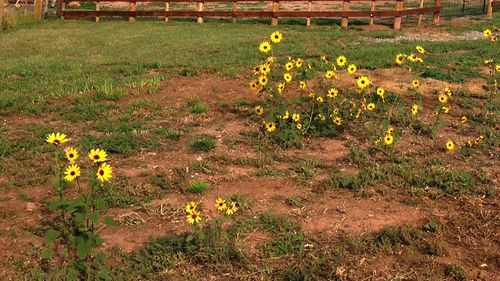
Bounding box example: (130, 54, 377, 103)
(188, 135, 216, 152)
(187, 180, 210, 194)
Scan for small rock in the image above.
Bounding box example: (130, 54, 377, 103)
(26, 202, 36, 211)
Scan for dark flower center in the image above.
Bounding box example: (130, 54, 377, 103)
(94, 155, 100, 160)
(69, 154, 74, 158)
(70, 171, 76, 176)
(54, 140, 60, 144)
(99, 170, 104, 175)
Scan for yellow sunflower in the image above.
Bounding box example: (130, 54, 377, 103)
(259, 42, 271, 53)
(295, 58, 303, 68)
(415, 45, 425, 54)
(333, 116, 342, 126)
(491, 36, 497, 43)
(357, 76, 371, 89)
(411, 79, 421, 89)
(46, 132, 69, 146)
(396, 53, 406, 65)
(249, 81, 259, 92)
(285, 62, 294, 71)
(320, 56, 329, 64)
(366, 103, 375, 111)
(442, 106, 450, 113)
(277, 83, 285, 94)
(438, 93, 448, 104)
(483, 29, 492, 37)
(325, 70, 335, 79)
(411, 104, 419, 115)
(96, 162, 112, 183)
(445, 140, 455, 151)
(258, 76, 268, 86)
(327, 88, 339, 98)
(387, 127, 395, 135)
(260, 65, 270, 75)
(296, 123, 302, 130)
(65, 147, 79, 163)
(347, 64, 357, 75)
(265, 122, 276, 133)
(496, 65, 500, 72)
(64, 164, 81, 182)
(292, 113, 300, 122)
(316, 96, 324, 103)
(215, 198, 227, 212)
(254, 105, 264, 116)
(282, 110, 289, 120)
(408, 53, 418, 62)
(187, 211, 201, 224)
(299, 81, 307, 89)
(384, 134, 394, 145)
(270, 31, 283, 43)
(88, 148, 107, 163)
(284, 73, 292, 83)
(226, 202, 238, 215)
(336, 56, 347, 67)
(460, 116, 467, 123)
(185, 202, 197, 214)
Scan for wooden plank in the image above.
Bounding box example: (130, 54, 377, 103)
(61, 7, 438, 19)
(306, 0, 311, 27)
(369, 0, 375, 25)
(129, 1, 136, 22)
(341, 0, 349, 28)
(165, 2, 169, 21)
(232, 0, 236, 23)
(492, 0, 500, 6)
(271, 0, 278, 26)
(393, 0, 403, 30)
(63, 0, 391, 3)
(57, 0, 63, 17)
(417, 0, 424, 25)
(0, 0, 4, 28)
(486, 0, 492, 16)
(34, 0, 43, 20)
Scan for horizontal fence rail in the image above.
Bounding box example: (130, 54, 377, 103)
(59, 0, 443, 30)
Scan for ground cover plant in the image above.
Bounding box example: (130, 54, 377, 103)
(0, 15, 499, 281)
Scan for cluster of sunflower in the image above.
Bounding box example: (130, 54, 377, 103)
(185, 198, 238, 225)
(250, 32, 405, 147)
(46, 132, 113, 184)
(483, 27, 499, 99)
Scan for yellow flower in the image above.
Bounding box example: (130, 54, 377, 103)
(411, 104, 419, 115)
(416, 45, 425, 54)
(336, 56, 347, 67)
(284, 73, 292, 83)
(396, 53, 406, 65)
(254, 105, 264, 116)
(292, 113, 300, 122)
(316, 96, 324, 103)
(327, 88, 339, 98)
(460, 116, 467, 123)
(270, 31, 283, 43)
(333, 116, 342, 126)
(325, 70, 335, 79)
(475, 135, 484, 144)
(265, 122, 276, 132)
(259, 41, 271, 53)
(299, 81, 307, 89)
(445, 140, 455, 151)
(253, 65, 261, 75)
(296, 123, 302, 130)
(185, 202, 197, 214)
(483, 29, 492, 37)
(65, 147, 79, 163)
(320, 56, 329, 64)
(258, 76, 268, 86)
(347, 64, 357, 75)
(442, 106, 449, 113)
(96, 162, 112, 183)
(187, 211, 201, 224)
(308, 92, 315, 98)
(376, 87, 385, 96)
(226, 202, 238, 215)
(249, 81, 260, 92)
(408, 53, 418, 62)
(282, 110, 289, 120)
(384, 135, 394, 145)
(88, 148, 107, 163)
(496, 65, 500, 72)
(285, 62, 294, 71)
(46, 132, 69, 146)
(387, 127, 395, 135)
(491, 36, 497, 43)
(215, 198, 227, 212)
(64, 164, 81, 182)
(366, 103, 375, 111)
(295, 58, 303, 68)
(438, 93, 448, 104)
(357, 76, 371, 89)
(260, 65, 270, 75)
(484, 59, 493, 65)
(277, 83, 285, 94)
(444, 87, 452, 96)
(411, 79, 421, 89)
(318, 114, 326, 121)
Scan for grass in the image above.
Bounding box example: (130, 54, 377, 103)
(187, 180, 210, 194)
(188, 135, 216, 152)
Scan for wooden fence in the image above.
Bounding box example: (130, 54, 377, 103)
(58, 0, 443, 29)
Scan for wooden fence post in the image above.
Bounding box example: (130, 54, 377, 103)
(369, 0, 375, 25)
(57, 0, 63, 18)
(306, 0, 311, 27)
(95, 0, 100, 23)
(232, 0, 237, 23)
(165, 2, 169, 22)
(433, 0, 441, 24)
(271, 0, 278, 26)
(197, 1, 203, 23)
(417, 0, 424, 25)
(34, 0, 43, 20)
(393, 0, 403, 30)
(0, 0, 4, 28)
(129, 0, 136, 22)
(341, 0, 349, 28)
(486, 0, 492, 16)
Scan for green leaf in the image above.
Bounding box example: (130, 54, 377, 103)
(65, 267, 78, 281)
(88, 212, 99, 224)
(40, 248, 54, 260)
(98, 268, 110, 280)
(95, 198, 106, 210)
(96, 252, 107, 263)
(74, 212, 85, 223)
(44, 229, 61, 244)
(48, 199, 63, 211)
(102, 216, 118, 227)
(186, 235, 194, 243)
(76, 237, 91, 259)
